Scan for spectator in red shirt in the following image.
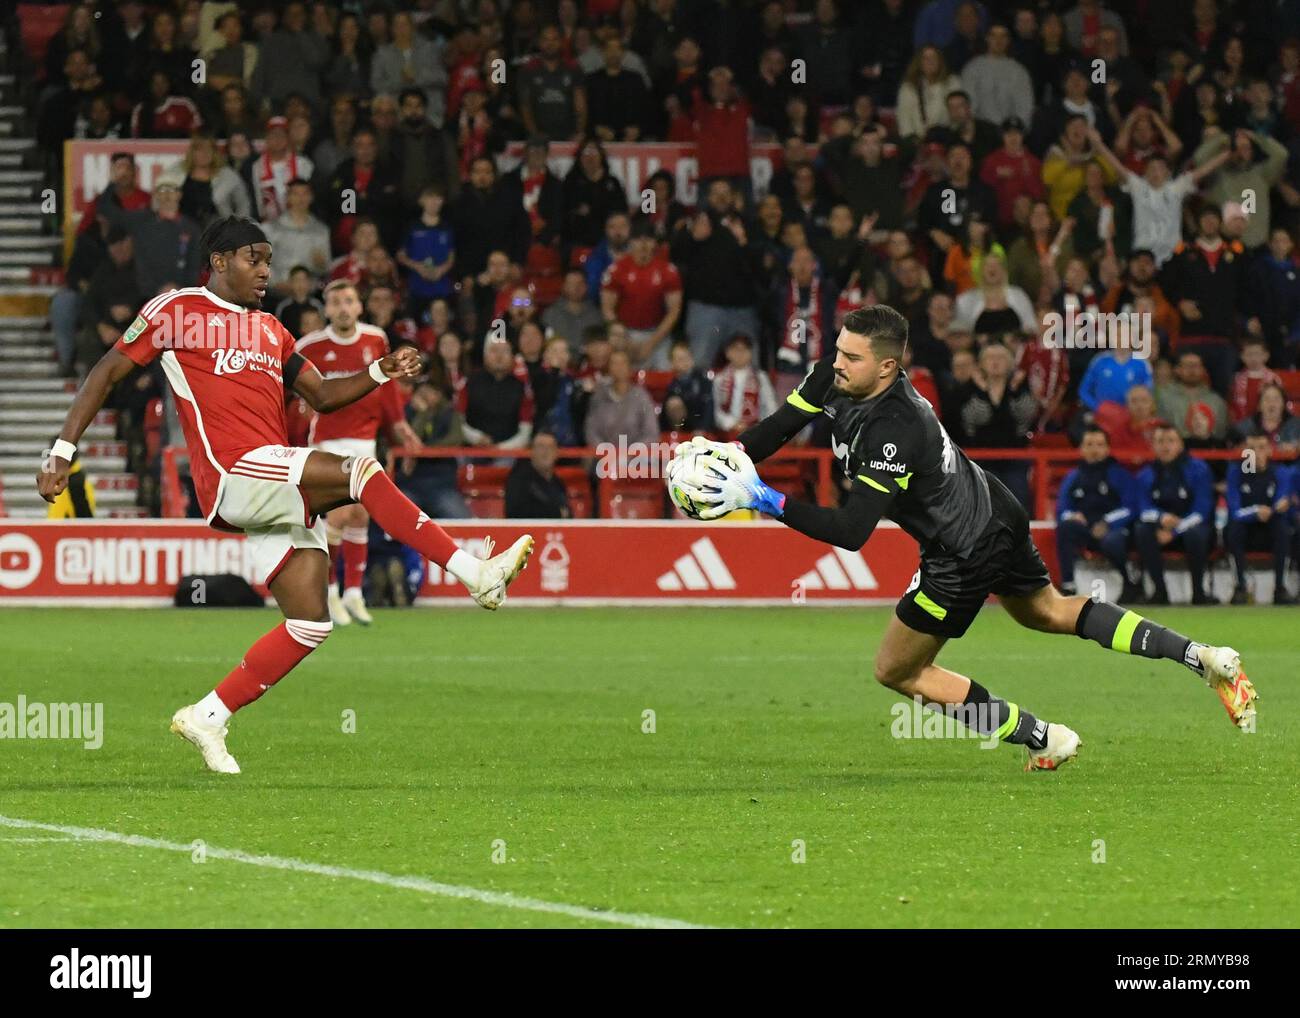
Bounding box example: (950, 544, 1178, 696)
(600, 220, 683, 369)
(1229, 336, 1284, 422)
(693, 66, 753, 204)
(329, 218, 380, 285)
(979, 117, 1044, 231)
(1012, 325, 1070, 432)
(130, 71, 203, 138)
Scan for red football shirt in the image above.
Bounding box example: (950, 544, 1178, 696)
(602, 255, 681, 331)
(113, 287, 298, 520)
(297, 323, 402, 442)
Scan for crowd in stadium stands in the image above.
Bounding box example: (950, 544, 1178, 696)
(27, 0, 1300, 603)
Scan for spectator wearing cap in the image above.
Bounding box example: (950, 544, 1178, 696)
(506, 431, 572, 519)
(586, 35, 651, 142)
(519, 24, 587, 142)
(317, 126, 399, 251)
(371, 11, 447, 125)
(253, 116, 313, 223)
(97, 171, 201, 298)
(895, 45, 963, 144)
(671, 180, 764, 369)
(1244, 227, 1300, 367)
(1156, 351, 1229, 443)
(713, 335, 777, 438)
(262, 179, 330, 292)
(962, 22, 1035, 128)
(601, 221, 683, 370)
(250, 1, 330, 108)
(1160, 204, 1248, 392)
(1190, 127, 1288, 251)
(980, 116, 1045, 230)
(1133, 424, 1217, 604)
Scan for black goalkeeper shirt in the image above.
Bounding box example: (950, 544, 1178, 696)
(745, 358, 994, 558)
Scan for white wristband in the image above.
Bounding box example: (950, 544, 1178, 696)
(51, 439, 77, 462)
(368, 360, 390, 385)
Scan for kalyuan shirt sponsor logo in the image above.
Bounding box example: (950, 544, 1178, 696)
(212, 348, 282, 376)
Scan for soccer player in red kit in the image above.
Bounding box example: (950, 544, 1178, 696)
(37, 217, 533, 774)
(298, 279, 415, 626)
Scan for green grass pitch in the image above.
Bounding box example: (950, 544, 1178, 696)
(0, 605, 1295, 928)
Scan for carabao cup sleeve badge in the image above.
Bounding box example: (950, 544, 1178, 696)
(122, 315, 148, 344)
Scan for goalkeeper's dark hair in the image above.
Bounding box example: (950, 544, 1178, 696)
(842, 305, 909, 363)
(200, 216, 269, 267)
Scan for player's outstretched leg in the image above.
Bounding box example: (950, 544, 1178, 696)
(171, 549, 334, 773)
(328, 454, 533, 609)
(874, 616, 1080, 772)
(1001, 586, 1258, 732)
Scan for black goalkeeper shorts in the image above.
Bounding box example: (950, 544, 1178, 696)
(895, 473, 1051, 639)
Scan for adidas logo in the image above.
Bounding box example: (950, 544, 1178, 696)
(656, 538, 736, 591)
(794, 547, 878, 590)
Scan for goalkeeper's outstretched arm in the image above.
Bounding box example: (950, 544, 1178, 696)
(778, 481, 895, 551)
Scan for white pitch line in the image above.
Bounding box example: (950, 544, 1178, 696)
(0, 816, 706, 929)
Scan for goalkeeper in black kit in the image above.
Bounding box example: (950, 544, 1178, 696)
(667, 307, 1257, 770)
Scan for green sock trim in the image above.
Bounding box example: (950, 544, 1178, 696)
(994, 701, 1020, 741)
(1111, 609, 1142, 653)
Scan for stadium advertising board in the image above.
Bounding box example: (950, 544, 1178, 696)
(0, 520, 1059, 605)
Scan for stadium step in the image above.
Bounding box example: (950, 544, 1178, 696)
(0, 217, 43, 231)
(0, 250, 53, 266)
(0, 170, 40, 184)
(0, 454, 127, 475)
(0, 316, 49, 328)
(0, 154, 25, 168)
(2, 420, 114, 441)
(0, 391, 73, 407)
(0, 342, 54, 359)
(0, 359, 60, 377)
(0, 139, 34, 152)
(0, 202, 43, 215)
(3, 485, 138, 510)
(0, 438, 121, 456)
(0, 329, 52, 343)
(0, 236, 59, 250)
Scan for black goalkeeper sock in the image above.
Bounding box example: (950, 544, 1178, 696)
(1075, 599, 1202, 671)
(960, 681, 1049, 751)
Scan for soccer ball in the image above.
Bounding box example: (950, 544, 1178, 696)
(666, 448, 731, 519)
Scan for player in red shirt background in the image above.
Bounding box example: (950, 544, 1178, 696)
(38, 217, 533, 775)
(298, 279, 419, 627)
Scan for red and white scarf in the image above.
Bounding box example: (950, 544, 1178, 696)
(779, 275, 823, 371)
(716, 366, 763, 428)
(258, 150, 298, 220)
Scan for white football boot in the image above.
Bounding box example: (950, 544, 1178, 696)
(170, 705, 241, 774)
(1025, 723, 1082, 772)
(469, 535, 535, 610)
(1196, 645, 1258, 731)
(341, 587, 373, 626)
(326, 587, 352, 627)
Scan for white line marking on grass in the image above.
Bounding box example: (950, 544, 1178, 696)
(0, 836, 80, 843)
(0, 816, 707, 929)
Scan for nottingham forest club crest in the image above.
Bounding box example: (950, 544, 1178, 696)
(122, 315, 148, 344)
